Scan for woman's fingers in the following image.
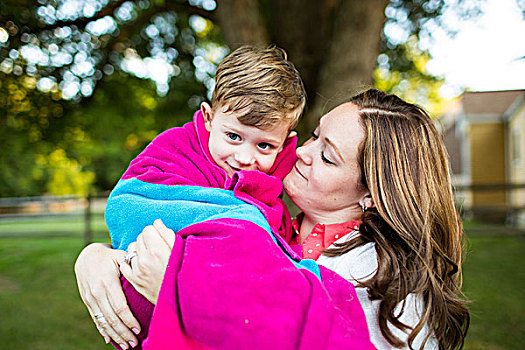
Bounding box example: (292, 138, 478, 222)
(85, 288, 136, 349)
(77, 283, 112, 345)
(135, 220, 174, 255)
(153, 219, 176, 249)
(120, 260, 143, 300)
(127, 242, 137, 253)
(106, 282, 142, 340)
(74, 243, 140, 348)
(120, 220, 175, 305)
(120, 256, 142, 288)
(92, 313, 129, 349)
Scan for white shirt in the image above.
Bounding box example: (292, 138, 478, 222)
(316, 231, 438, 350)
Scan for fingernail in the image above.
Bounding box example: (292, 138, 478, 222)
(104, 336, 110, 344)
(132, 327, 140, 335)
(129, 341, 137, 348)
(154, 219, 164, 227)
(120, 343, 128, 350)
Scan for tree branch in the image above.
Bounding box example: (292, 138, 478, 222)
(4, 0, 215, 33)
(163, 2, 216, 22)
(24, 0, 128, 32)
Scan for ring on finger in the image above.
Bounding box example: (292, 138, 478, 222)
(94, 312, 105, 320)
(124, 251, 137, 264)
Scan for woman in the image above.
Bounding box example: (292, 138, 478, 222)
(75, 89, 469, 349)
(284, 89, 469, 349)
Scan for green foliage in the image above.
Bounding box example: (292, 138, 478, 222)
(377, 0, 484, 114)
(34, 149, 95, 196)
(0, 1, 217, 194)
(0, 0, 477, 195)
(374, 36, 447, 116)
(0, 72, 70, 196)
(66, 72, 206, 190)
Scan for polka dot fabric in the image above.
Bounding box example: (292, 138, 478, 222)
(291, 215, 361, 260)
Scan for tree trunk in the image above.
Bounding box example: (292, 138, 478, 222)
(270, 1, 339, 117)
(306, 0, 389, 135)
(216, 0, 389, 138)
(215, 0, 269, 48)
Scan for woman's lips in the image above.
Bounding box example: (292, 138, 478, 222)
(294, 164, 307, 180)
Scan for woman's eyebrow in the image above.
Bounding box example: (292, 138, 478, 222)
(324, 137, 344, 162)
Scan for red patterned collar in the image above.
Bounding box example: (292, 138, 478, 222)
(291, 213, 361, 260)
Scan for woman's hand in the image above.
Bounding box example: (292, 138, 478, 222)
(74, 243, 141, 349)
(120, 219, 175, 305)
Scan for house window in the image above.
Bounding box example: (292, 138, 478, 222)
(511, 127, 521, 166)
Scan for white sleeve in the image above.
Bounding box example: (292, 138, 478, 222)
(316, 232, 438, 349)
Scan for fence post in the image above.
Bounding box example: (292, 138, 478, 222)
(84, 193, 92, 246)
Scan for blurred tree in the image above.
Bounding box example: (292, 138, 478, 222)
(0, 71, 70, 196)
(0, 0, 479, 195)
(374, 35, 447, 116)
(213, 0, 481, 132)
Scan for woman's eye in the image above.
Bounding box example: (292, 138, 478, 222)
(311, 131, 319, 139)
(258, 142, 273, 150)
(321, 152, 334, 165)
(227, 133, 241, 141)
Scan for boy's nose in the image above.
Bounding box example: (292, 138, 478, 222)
(234, 151, 255, 166)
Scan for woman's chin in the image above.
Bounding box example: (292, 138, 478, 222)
(283, 178, 301, 208)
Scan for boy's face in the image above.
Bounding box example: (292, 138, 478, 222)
(201, 103, 290, 177)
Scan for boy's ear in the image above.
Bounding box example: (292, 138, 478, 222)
(276, 131, 297, 153)
(200, 102, 213, 131)
(287, 130, 297, 139)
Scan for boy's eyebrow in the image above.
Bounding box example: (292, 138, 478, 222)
(222, 124, 284, 145)
(324, 137, 344, 162)
(259, 136, 284, 145)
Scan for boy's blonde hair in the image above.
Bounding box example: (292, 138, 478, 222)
(211, 45, 306, 131)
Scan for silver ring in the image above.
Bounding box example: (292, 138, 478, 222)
(124, 251, 137, 264)
(94, 312, 105, 320)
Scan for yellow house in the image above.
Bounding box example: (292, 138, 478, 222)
(437, 90, 525, 223)
(508, 93, 525, 222)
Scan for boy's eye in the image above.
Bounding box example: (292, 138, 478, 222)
(321, 151, 335, 165)
(258, 142, 273, 150)
(227, 132, 241, 141)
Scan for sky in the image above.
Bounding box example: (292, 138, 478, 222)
(424, 0, 525, 97)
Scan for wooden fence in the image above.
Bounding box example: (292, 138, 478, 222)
(453, 183, 525, 226)
(0, 193, 108, 244)
(1, 184, 524, 244)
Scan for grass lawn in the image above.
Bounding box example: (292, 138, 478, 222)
(0, 236, 109, 349)
(0, 217, 523, 349)
(462, 235, 525, 349)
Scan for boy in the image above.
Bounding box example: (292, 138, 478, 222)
(106, 45, 306, 251)
(104, 45, 309, 347)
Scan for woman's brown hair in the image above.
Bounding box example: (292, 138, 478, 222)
(324, 89, 469, 349)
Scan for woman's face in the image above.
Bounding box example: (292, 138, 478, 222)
(283, 103, 368, 216)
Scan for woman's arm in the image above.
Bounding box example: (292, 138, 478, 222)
(74, 243, 141, 349)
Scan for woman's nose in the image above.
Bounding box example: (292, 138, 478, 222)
(296, 144, 312, 165)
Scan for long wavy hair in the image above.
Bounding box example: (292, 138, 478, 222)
(324, 89, 469, 349)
